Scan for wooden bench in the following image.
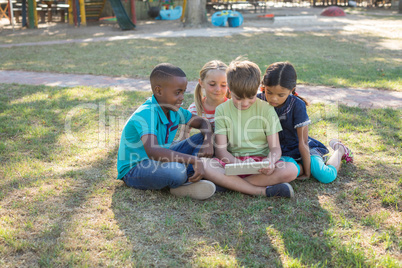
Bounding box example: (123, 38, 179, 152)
(207, 1, 268, 13)
(13, 5, 47, 23)
(54, 3, 68, 23)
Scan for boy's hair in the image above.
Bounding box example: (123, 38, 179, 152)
(226, 59, 261, 99)
(150, 63, 186, 90)
(194, 60, 228, 116)
(262, 62, 309, 105)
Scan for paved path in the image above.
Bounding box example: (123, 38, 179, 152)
(1, 70, 401, 109)
(1, 11, 401, 109)
(0, 24, 344, 48)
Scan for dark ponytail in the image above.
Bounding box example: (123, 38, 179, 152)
(262, 62, 309, 106)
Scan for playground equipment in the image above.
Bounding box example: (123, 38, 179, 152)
(17, 0, 39, 29)
(109, 0, 135, 30)
(211, 10, 243, 27)
(67, 0, 86, 26)
(155, 5, 182, 20)
(67, 0, 136, 29)
(320, 6, 346, 16)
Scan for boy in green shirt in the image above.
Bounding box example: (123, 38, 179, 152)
(213, 59, 299, 196)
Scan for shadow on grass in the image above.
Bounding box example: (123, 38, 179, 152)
(0, 83, 147, 199)
(1, 83, 400, 266)
(109, 102, 401, 266)
(112, 173, 391, 266)
(21, 148, 119, 266)
(0, 84, 149, 266)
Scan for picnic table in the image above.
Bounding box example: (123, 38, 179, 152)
(0, 0, 16, 23)
(206, 0, 268, 13)
(12, 0, 68, 24)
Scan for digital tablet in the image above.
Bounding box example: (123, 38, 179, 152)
(224, 161, 271, 176)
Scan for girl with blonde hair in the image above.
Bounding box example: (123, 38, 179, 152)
(179, 60, 230, 140)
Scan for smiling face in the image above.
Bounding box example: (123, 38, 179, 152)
(231, 92, 257, 110)
(155, 76, 188, 114)
(200, 69, 228, 103)
(264, 85, 292, 108)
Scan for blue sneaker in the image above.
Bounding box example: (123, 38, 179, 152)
(265, 183, 294, 198)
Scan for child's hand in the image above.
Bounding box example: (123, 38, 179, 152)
(297, 173, 310, 181)
(258, 166, 274, 176)
(188, 158, 205, 182)
(258, 161, 275, 176)
(197, 142, 214, 158)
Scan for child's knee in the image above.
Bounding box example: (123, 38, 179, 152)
(164, 163, 188, 188)
(190, 133, 205, 145)
(276, 157, 300, 180)
(284, 163, 299, 181)
(313, 165, 337, 184)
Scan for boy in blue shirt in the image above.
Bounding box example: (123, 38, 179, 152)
(117, 63, 216, 200)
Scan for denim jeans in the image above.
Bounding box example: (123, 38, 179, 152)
(123, 133, 204, 190)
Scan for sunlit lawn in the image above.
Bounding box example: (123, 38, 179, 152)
(0, 84, 400, 267)
(1, 30, 401, 91)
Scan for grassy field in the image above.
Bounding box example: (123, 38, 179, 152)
(1, 30, 401, 91)
(0, 84, 400, 267)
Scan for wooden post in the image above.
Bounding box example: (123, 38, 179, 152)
(28, 0, 35, 28)
(8, 0, 15, 28)
(68, 0, 73, 25)
(131, 0, 136, 24)
(22, 0, 27, 26)
(181, 0, 186, 22)
(76, 0, 80, 25)
(79, 0, 86, 25)
(72, 0, 77, 26)
(33, 0, 37, 26)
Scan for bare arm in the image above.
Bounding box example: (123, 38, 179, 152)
(258, 133, 282, 175)
(141, 134, 204, 182)
(214, 134, 241, 164)
(297, 125, 311, 179)
(142, 134, 198, 165)
(266, 133, 282, 164)
(177, 124, 190, 141)
(187, 115, 214, 157)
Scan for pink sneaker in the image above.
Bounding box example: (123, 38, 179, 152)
(329, 139, 354, 163)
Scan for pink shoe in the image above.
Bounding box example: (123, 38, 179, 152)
(329, 139, 354, 163)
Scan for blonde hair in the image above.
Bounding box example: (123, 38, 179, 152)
(194, 60, 228, 116)
(227, 58, 261, 99)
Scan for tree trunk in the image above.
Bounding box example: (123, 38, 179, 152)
(399, 0, 402, 14)
(184, 0, 207, 27)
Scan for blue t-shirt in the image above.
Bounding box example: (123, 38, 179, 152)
(116, 95, 192, 179)
(257, 93, 328, 160)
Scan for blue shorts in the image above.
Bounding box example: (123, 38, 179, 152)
(282, 155, 337, 183)
(279, 156, 301, 177)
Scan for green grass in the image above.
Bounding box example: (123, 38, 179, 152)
(1, 30, 401, 91)
(0, 84, 400, 267)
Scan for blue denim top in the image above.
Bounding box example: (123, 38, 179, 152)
(257, 93, 328, 160)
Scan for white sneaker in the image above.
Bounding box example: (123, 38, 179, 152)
(170, 180, 216, 200)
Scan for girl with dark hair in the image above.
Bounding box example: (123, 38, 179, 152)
(257, 62, 353, 183)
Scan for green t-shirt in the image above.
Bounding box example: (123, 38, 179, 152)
(215, 98, 282, 157)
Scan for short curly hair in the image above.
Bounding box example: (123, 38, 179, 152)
(150, 63, 186, 90)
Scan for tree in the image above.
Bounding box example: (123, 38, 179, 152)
(184, 0, 208, 27)
(399, 0, 402, 14)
